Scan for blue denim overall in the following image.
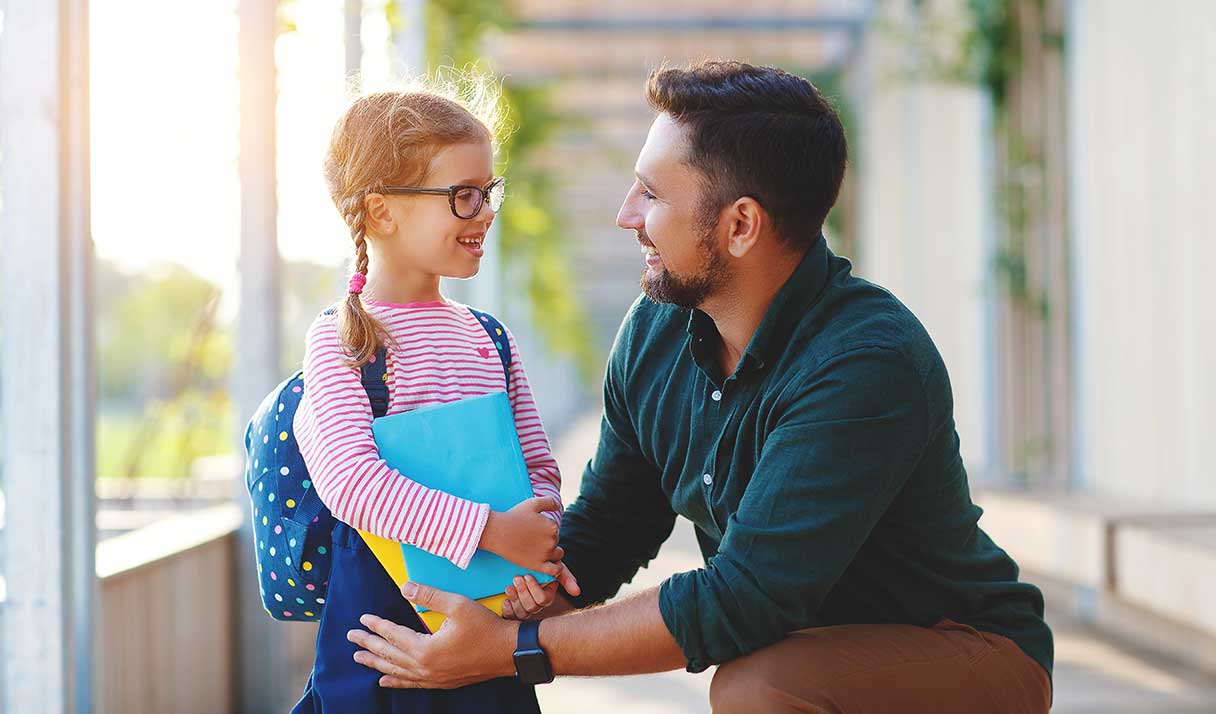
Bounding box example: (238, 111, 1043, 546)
(290, 520, 541, 713)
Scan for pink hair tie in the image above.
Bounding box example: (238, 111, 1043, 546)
(348, 273, 367, 295)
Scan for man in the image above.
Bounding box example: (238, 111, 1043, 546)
(347, 60, 1053, 713)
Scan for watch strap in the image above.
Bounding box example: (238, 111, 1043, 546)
(517, 619, 542, 652)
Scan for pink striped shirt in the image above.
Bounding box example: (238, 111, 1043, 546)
(293, 298, 563, 570)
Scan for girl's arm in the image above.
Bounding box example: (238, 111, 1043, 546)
(293, 314, 489, 570)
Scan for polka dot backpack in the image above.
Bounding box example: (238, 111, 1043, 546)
(243, 305, 512, 622)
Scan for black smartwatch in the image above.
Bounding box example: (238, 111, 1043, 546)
(513, 619, 554, 685)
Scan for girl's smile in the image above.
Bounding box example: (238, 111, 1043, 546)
(457, 230, 487, 258)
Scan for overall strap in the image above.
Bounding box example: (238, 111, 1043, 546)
(466, 307, 513, 388)
(321, 306, 390, 418)
(360, 346, 390, 418)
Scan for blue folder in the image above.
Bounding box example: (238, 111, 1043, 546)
(366, 390, 555, 617)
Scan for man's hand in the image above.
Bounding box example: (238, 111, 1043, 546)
(348, 582, 518, 689)
(501, 558, 581, 620)
(479, 496, 563, 576)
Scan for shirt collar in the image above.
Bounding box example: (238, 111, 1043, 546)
(686, 233, 832, 373)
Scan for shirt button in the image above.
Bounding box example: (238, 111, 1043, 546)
(711, 390, 722, 402)
(703, 473, 713, 486)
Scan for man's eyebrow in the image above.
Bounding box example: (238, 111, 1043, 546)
(635, 171, 659, 191)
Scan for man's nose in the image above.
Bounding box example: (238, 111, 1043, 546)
(617, 188, 641, 230)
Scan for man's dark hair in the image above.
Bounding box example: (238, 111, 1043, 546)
(646, 60, 847, 248)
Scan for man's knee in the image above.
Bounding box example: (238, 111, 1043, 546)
(709, 656, 764, 713)
(709, 649, 833, 714)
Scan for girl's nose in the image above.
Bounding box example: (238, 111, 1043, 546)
(475, 199, 496, 222)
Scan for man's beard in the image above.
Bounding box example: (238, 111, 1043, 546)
(640, 226, 729, 309)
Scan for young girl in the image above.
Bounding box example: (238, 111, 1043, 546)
(290, 83, 577, 713)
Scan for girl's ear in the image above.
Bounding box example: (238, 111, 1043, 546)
(364, 192, 395, 236)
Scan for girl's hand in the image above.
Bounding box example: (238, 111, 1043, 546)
(479, 496, 563, 576)
(501, 561, 581, 620)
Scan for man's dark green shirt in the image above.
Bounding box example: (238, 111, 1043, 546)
(559, 235, 1053, 680)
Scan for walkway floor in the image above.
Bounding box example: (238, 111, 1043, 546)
(537, 411, 1216, 713)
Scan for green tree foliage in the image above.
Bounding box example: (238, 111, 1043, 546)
(97, 260, 233, 478)
(98, 260, 228, 401)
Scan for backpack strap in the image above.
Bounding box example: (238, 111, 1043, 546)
(467, 307, 513, 389)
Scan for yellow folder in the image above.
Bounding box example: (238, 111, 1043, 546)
(357, 529, 509, 633)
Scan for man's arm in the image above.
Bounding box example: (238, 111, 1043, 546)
(503, 584, 689, 674)
(539, 587, 685, 676)
(347, 581, 684, 689)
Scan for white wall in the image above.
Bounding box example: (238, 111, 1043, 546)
(1068, 0, 1216, 505)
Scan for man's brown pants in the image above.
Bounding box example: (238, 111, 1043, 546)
(709, 619, 1051, 713)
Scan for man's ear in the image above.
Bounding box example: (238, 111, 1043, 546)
(725, 197, 765, 258)
(364, 192, 395, 236)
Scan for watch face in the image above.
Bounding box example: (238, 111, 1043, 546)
(514, 649, 553, 685)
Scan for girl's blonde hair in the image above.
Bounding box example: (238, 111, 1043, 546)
(324, 73, 505, 368)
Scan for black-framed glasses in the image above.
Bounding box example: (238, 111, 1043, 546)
(380, 177, 506, 219)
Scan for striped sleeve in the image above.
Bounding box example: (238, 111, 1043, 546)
(503, 325, 564, 526)
(293, 315, 490, 570)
